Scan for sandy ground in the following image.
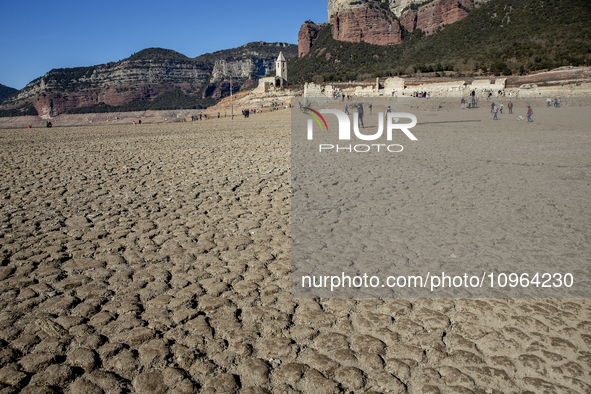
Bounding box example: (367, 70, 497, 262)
(0, 103, 590, 393)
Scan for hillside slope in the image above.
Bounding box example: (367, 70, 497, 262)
(291, 0, 591, 83)
(0, 84, 18, 104)
(0, 43, 297, 117)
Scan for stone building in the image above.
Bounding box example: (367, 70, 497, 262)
(275, 51, 287, 87)
(254, 52, 288, 93)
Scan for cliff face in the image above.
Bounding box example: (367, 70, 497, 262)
(211, 58, 276, 82)
(1, 43, 297, 116)
(298, 22, 327, 58)
(328, 0, 483, 20)
(401, 0, 474, 35)
(312, 0, 488, 48)
(332, 7, 403, 46)
(7, 59, 209, 117)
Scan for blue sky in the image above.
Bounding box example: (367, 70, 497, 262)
(0, 1, 328, 90)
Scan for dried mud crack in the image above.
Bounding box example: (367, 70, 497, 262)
(0, 109, 590, 393)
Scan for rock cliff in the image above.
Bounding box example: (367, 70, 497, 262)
(301, 0, 489, 49)
(332, 7, 403, 46)
(400, 0, 475, 35)
(1, 43, 297, 116)
(298, 22, 327, 58)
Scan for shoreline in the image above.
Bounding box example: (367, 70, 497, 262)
(2, 96, 590, 130)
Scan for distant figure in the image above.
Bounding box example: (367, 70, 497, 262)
(527, 106, 533, 122)
(493, 106, 499, 120)
(345, 104, 349, 115)
(138, 119, 141, 124)
(555, 98, 561, 108)
(368, 103, 372, 115)
(217, 112, 220, 118)
(499, 103, 504, 114)
(357, 103, 364, 128)
(46, 121, 52, 128)
(508, 101, 513, 114)
(491, 102, 495, 113)
(547, 97, 552, 107)
(28, 125, 32, 129)
(461, 98, 466, 109)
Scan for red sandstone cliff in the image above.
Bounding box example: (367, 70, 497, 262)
(332, 7, 403, 46)
(299, 0, 488, 51)
(298, 22, 326, 58)
(402, 0, 474, 35)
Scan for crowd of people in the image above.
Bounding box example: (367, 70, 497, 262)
(458, 88, 563, 122)
(411, 91, 430, 98)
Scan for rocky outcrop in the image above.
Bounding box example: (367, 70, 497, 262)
(319, 0, 489, 48)
(405, 0, 474, 35)
(328, 0, 374, 20)
(4, 60, 209, 116)
(298, 22, 327, 58)
(400, 8, 419, 32)
(328, 0, 484, 20)
(332, 7, 403, 46)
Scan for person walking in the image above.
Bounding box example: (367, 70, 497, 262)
(527, 106, 533, 122)
(357, 103, 364, 128)
(493, 105, 499, 120)
(508, 101, 513, 114)
(385, 105, 393, 122)
(499, 103, 504, 114)
(491, 101, 495, 113)
(345, 104, 349, 115)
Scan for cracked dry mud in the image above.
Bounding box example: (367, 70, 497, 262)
(0, 107, 590, 393)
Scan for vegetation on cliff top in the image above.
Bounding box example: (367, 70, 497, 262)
(0, 84, 18, 104)
(0, 102, 38, 117)
(129, 48, 193, 62)
(195, 42, 298, 64)
(290, 0, 591, 82)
